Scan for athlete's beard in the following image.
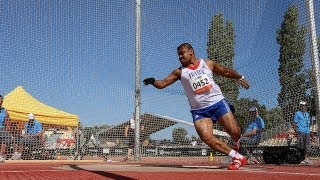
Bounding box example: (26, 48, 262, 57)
(179, 59, 190, 67)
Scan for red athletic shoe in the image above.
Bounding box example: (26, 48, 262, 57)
(227, 157, 247, 170)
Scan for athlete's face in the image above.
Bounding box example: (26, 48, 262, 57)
(177, 47, 193, 66)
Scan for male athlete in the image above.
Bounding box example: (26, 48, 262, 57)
(143, 43, 250, 170)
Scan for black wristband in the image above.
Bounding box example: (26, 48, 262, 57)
(143, 77, 155, 85)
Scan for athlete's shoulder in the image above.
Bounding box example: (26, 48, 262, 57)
(203, 59, 216, 70)
(175, 65, 183, 72)
(168, 67, 181, 81)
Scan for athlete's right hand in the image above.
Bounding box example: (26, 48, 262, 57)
(143, 77, 155, 85)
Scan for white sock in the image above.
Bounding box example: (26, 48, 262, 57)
(228, 149, 243, 159)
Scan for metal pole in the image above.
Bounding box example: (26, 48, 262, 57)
(76, 126, 80, 159)
(134, 0, 141, 161)
(305, 0, 320, 142)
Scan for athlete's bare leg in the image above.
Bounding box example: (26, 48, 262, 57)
(218, 112, 241, 142)
(194, 118, 232, 155)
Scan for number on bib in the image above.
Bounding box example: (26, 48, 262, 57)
(190, 74, 213, 94)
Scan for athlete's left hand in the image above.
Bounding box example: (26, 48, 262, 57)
(237, 76, 250, 89)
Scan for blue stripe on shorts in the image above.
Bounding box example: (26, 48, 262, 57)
(191, 98, 232, 123)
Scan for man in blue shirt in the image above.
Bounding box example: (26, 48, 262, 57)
(293, 101, 310, 159)
(249, 107, 265, 131)
(24, 113, 42, 136)
(11, 113, 43, 160)
(241, 107, 265, 145)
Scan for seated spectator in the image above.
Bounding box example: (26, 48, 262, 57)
(241, 107, 265, 146)
(11, 113, 43, 160)
(191, 136, 197, 147)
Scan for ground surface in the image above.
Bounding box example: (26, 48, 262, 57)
(1, 158, 320, 180)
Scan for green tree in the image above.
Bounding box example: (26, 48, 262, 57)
(172, 127, 188, 143)
(207, 14, 238, 103)
(233, 100, 284, 133)
(264, 107, 284, 129)
(276, 5, 307, 122)
(233, 98, 267, 131)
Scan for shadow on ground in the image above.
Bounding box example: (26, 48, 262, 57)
(68, 164, 138, 180)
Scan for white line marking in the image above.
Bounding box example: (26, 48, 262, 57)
(182, 165, 221, 169)
(1, 170, 69, 173)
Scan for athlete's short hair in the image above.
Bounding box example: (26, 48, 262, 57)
(177, 43, 194, 51)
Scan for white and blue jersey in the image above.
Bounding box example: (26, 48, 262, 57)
(180, 59, 232, 122)
(180, 59, 224, 110)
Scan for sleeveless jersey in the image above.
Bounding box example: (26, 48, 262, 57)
(180, 59, 224, 110)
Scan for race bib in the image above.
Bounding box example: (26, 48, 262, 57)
(189, 74, 213, 94)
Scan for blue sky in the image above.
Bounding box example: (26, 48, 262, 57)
(1, 0, 319, 139)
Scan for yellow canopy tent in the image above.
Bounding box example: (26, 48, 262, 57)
(3, 86, 78, 127)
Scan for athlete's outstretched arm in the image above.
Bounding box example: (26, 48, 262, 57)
(205, 60, 250, 89)
(143, 68, 181, 89)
